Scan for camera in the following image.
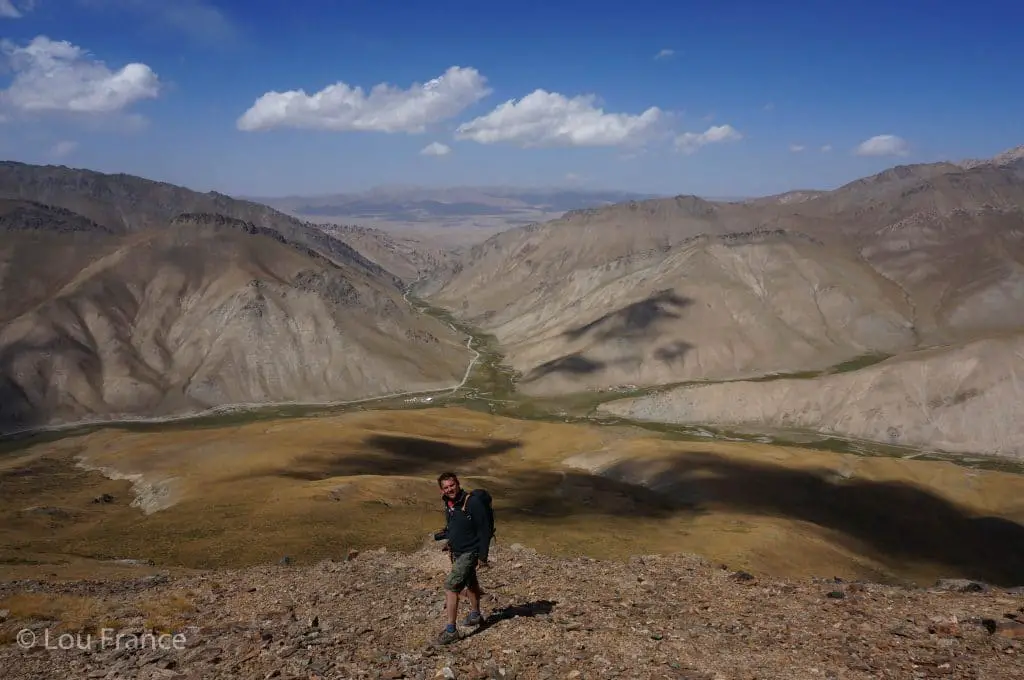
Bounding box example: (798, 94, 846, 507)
(433, 529, 448, 541)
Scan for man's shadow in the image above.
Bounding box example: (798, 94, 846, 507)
(462, 599, 558, 639)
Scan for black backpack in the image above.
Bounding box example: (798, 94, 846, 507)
(461, 488, 496, 539)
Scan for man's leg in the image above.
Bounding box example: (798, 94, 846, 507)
(445, 588, 460, 628)
(438, 552, 473, 644)
(461, 559, 483, 625)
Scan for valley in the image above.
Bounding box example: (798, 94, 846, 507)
(2, 150, 1024, 679)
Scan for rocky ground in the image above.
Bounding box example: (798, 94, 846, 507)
(2, 542, 1023, 680)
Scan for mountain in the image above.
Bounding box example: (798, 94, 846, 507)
(0, 161, 398, 287)
(0, 166, 472, 433)
(424, 145, 1024, 458)
(250, 185, 661, 224)
(316, 222, 455, 283)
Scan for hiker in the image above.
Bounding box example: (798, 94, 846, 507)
(434, 471, 493, 644)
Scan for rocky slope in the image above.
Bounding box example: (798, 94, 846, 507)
(0, 208, 469, 432)
(1, 544, 1022, 679)
(599, 333, 1024, 459)
(318, 223, 455, 284)
(443, 228, 915, 395)
(424, 146, 1024, 454)
(0, 161, 397, 288)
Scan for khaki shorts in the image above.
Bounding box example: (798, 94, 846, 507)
(445, 551, 480, 592)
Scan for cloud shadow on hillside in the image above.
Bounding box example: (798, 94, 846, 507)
(544, 451, 1024, 587)
(563, 289, 693, 342)
(224, 428, 1024, 584)
(265, 435, 522, 481)
(520, 290, 695, 385)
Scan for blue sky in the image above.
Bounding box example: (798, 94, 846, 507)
(0, 0, 1021, 198)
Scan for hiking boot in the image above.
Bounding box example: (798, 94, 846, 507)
(461, 610, 483, 626)
(437, 627, 459, 645)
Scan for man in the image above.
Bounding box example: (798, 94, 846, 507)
(435, 471, 492, 645)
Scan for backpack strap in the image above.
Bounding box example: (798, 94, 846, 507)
(461, 490, 473, 513)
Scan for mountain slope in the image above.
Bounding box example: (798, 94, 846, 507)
(599, 333, 1024, 459)
(0, 207, 469, 432)
(316, 222, 454, 284)
(425, 145, 1024, 455)
(0, 161, 398, 287)
(432, 227, 915, 394)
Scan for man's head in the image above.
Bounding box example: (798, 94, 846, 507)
(438, 471, 460, 499)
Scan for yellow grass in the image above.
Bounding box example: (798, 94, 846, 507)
(0, 593, 113, 639)
(2, 407, 1023, 586)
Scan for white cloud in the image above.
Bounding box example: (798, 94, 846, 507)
(420, 141, 451, 156)
(820, 144, 832, 152)
(0, 36, 160, 116)
(237, 66, 491, 134)
(789, 144, 805, 152)
(454, 89, 666, 148)
(674, 124, 742, 154)
(50, 140, 78, 157)
(0, 0, 33, 18)
(655, 48, 674, 60)
(855, 134, 909, 157)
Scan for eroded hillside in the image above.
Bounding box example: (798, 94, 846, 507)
(424, 147, 1024, 457)
(0, 211, 469, 432)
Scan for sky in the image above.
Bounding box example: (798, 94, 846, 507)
(0, 0, 1022, 198)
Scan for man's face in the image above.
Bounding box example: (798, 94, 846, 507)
(440, 477, 460, 499)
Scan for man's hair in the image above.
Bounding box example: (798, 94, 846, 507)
(437, 471, 459, 486)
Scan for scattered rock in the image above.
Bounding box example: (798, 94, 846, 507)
(1, 545, 1020, 679)
(934, 579, 991, 593)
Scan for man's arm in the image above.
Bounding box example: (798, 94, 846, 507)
(468, 495, 492, 563)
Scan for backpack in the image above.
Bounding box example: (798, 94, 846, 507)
(461, 488, 496, 539)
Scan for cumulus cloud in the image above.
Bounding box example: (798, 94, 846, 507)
(789, 144, 805, 152)
(237, 66, 491, 134)
(420, 141, 451, 156)
(820, 144, 832, 152)
(454, 90, 666, 148)
(855, 134, 909, 157)
(655, 48, 674, 60)
(674, 124, 742, 154)
(0, 36, 160, 116)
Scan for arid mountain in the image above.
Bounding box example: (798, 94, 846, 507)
(431, 228, 915, 395)
(0, 187, 470, 433)
(600, 332, 1024, 459)
(316, 222, 454, 283)
(0, 161, 397, 288)
(425, 145, 1024, 457)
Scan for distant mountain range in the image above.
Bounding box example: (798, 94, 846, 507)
(247, 186, 662, 223)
